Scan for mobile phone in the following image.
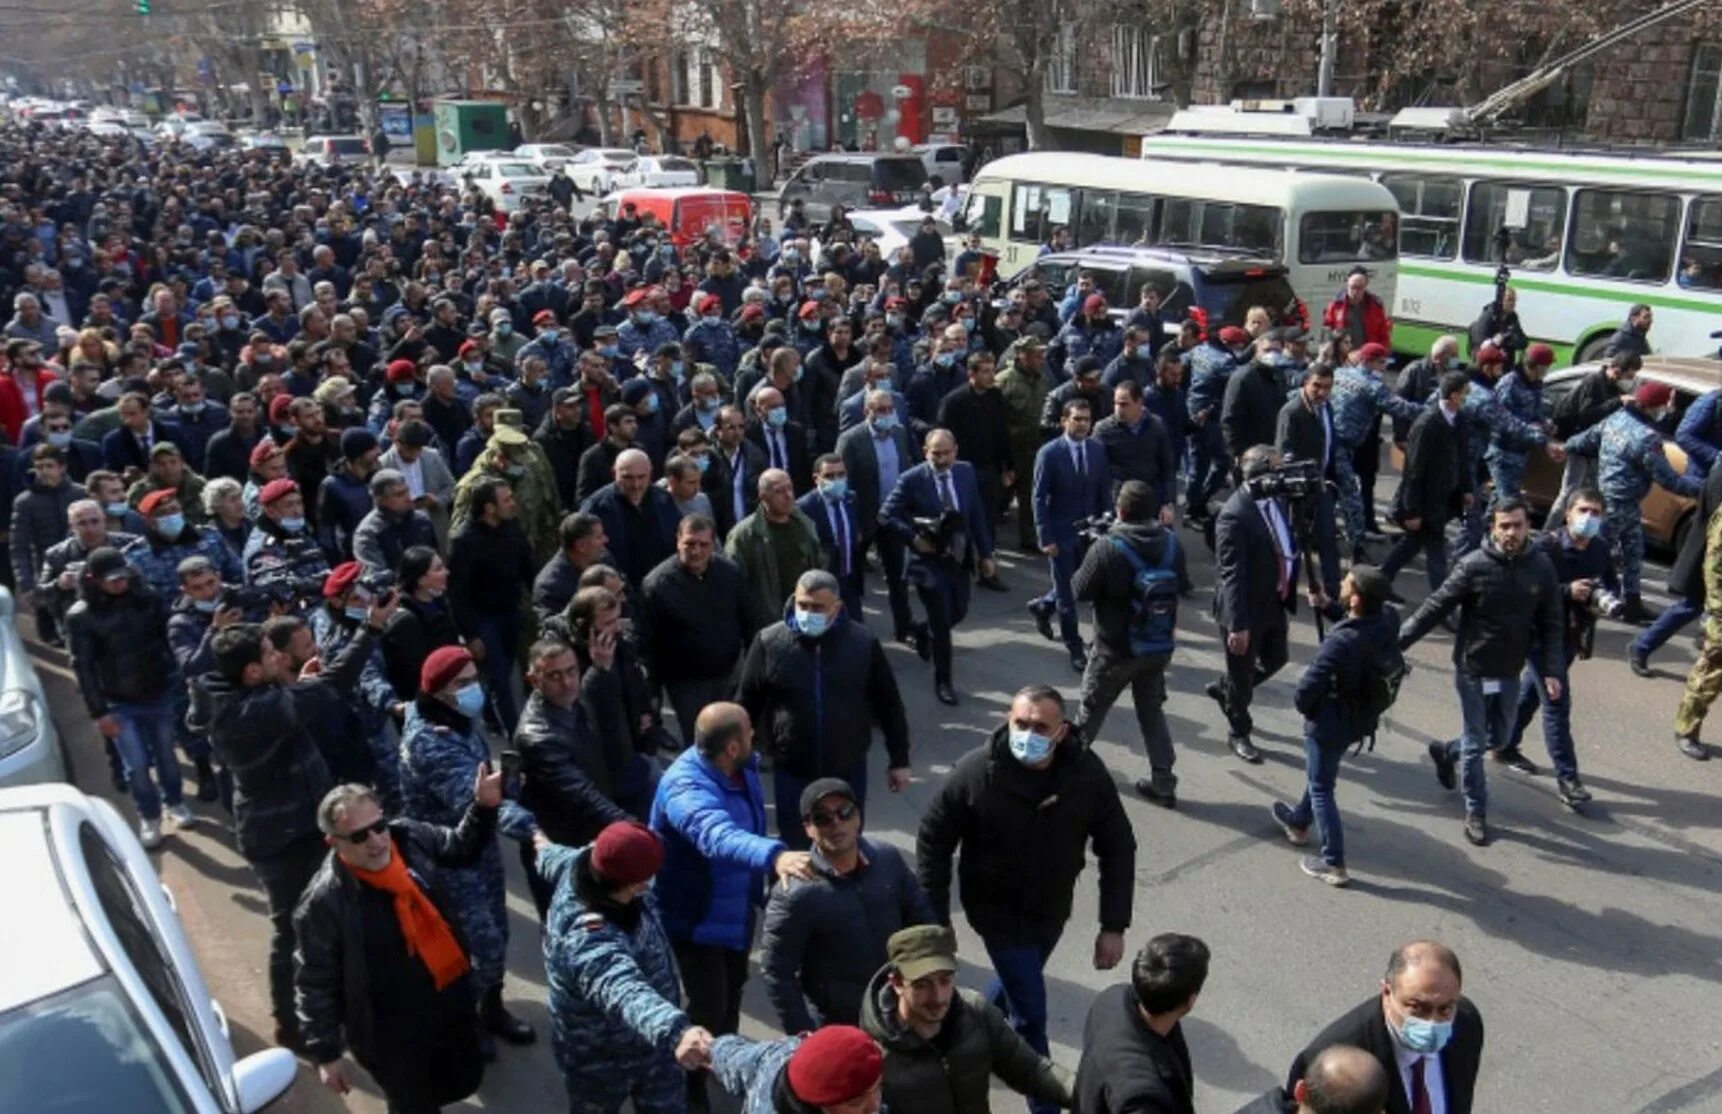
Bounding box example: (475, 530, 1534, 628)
(499, 749, 523, 783)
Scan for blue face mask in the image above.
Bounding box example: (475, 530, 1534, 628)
(795, 607, 830, 638)
(943, 291, 962, 305)
(959, 317, 975, 333)
(766, 407, 788, 428)
(453, 681, 486, 718)
(1445, 356, 1461, 371)
(1393, 1015, 1454, 1056)
(495, 322, 512, 337)
(695, 454, 712, 474)
(193, 597, 221, 613)
(599, 344, 620, 358)
(697, 396, 720, 413)
(669, 360, 685, 381)
(1008, 726, 1055, 764)
(886, 313, 903, 330)
(1135, 344, 1153, 360)
(793, 364, 805, 383)
(633, 311, 657, 326)
(47, 430, 72, 448)
(872, 412, 898, 432)
(343, 605, 368, 623)
(155, 513, 186, 537)
(819, 477, 848, 501)
(936, 352, 957, 368)
(105, 500, 130, 518)
(279, 515, 306, 534)
(802, 318, 823, 332)
(1570, 511, 1603, 539)
(642, 393, 660, 415)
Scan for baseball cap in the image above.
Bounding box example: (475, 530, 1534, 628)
(887, 924, 959, 981)
(797, 778, 857, 821)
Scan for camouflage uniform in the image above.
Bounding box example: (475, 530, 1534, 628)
(618, 315, 681, 365)
(397, 702, 535, 996)
(709, 1034, 804, 1114)
(1330, 366, 1424, 549)
(451, 441, 561, 566)
(1453, 374, 1547, 556)
(1675, 507, 1722, 739)
(1484, 370, 1545, 507)
(995, 340, 1052, 546)
(308, 606, 404, 811)
(122, 526, 244, 600)
(539, 843, 689, 1114)
(494, 408, 564, 522)
(1184, 342, 1237, 514)
(1564, 408, 1701, 596)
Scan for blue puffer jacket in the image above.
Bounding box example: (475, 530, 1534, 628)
(649, 747, 785, 951)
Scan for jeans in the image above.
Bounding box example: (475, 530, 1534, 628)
(471, 611, 522, 733)
(251, 835, 329, 1028)
(1287, 733, 1347, 867)
(1077, 647, 1174, 786)
(1511, 642, 1578, 781)
(1633, 596, 1702, 658)
(982, 933, 1061, 1114)
(1380, 521, 1450, 593)
(1448, 671, 1520, 816)
(1035, 540, 1085, 652)
(109, 696, 185, 820)
(773, 757, 868, 850)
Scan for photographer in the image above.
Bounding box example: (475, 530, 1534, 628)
(1503, 490, 1616, 807)
(1208, 446, 1303, 765)
(1274, 362, 1342, 601)
(1073, 480, 1190, 807)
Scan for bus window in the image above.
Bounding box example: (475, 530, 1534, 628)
(1566, 189, 1678, 283)
(1009, 182, 1080, 247)
(1678, 195, 1722, 290)
(1381, 174, 1461, 259)
(1463, 182, 1566, 272)
(1298, 210, 1399, 263)
(1078, 191, 1116, 246)
(1114, 193, 1158, 246)
(961, 191, 1002, 239)
(1161, 198, 1281, 256)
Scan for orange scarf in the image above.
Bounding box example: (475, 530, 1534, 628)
(349, 846, 470, 991)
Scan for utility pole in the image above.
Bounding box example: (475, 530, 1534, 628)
(1316, 0, 1336, 98)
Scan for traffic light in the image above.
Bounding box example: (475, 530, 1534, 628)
(135, 0, 150, 14)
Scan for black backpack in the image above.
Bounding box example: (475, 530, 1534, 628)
(1348, 635, 1409, 753)
(1112, 533, 1180, 657)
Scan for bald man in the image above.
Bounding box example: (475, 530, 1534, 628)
(881, 429, 997, 705)
(1235, 1045, 1388, 1114)
(724, 467, 823, 631)
(579, 446, 681, 585)
(1284, 942, 1483, 1114)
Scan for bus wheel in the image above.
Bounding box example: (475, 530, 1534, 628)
(1575, 334, 1613, 364)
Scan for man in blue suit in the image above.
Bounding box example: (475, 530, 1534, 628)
(881, 428, 997, 705)
(1030, 399, 1111, 671)
(797, 453, 866, 620)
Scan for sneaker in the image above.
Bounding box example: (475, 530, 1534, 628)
(1227, 735, 1263, 764)
(1027, 602, 1056, 642)
(138, 818, 163, 850)
(1629, 651, 1653, 679)
(1463, 813, 1488, 846)
(1428, 741, 1457, 790)
(1271, 802, 1310, 845)
(1493, 747, 1538, 775)
(166, 803, 198, 829)
(1069, 647, 1088, 673)
(1556, 777, 1592, 807)
(1134, 778, 1177, 809)
(1677, 735, 1711, 761)
(1299, 856, 1350, 887)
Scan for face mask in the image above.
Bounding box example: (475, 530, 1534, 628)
(943, 291, 962, 305)
(221, 314, 240, 329)
(886, 313, 903, 330)
(695, 454, 712, 474)
(819, 477, 848, 501)
(802, 318, 822, 333)
(454, 681, 487, 718)
(193, 597, 221, 614)
(1393, 1015, 1454, 1056)
(1134, 344, 1153, 360)
(766, 407, 788, 428)
(464, 360, 483, 374)
(279, 515, 306, 534)
(1570, 512, 1603, 539)
(1617, 376, 1636, 394)
(642, 393, 660, 415)
(105, 500, 129, 518)
(872, 412, 898, 432)
(936, 352, 957, 368)
(794, 607, 829, 638)
(782, 251, 800, 265)
(343, 605, 368, 623)
(598, 344, 620, 358)
(1008, 726, 1055, 764)
(255, 353, 274, 366)
(495, 322, 512, 337)
(669, 360, 685, 381)
(47, 430, 72, 448)
(182, 401, 205, 416)
(697, 396, 720, 413)
(633, 311, 656, 326)
(1445, 356, 1461, 371)
(958, 317, 975, 333)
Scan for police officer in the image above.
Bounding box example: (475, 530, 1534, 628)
(1330, 349, 1423, 561)
(1484, 342, 1556, 507)
(1452, 343, 1560, 557)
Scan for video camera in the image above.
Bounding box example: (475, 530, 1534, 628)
(1076, 512, 1117, 545)
(1244, 457, 1323, 505)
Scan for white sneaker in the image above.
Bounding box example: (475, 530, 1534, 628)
(166, 803, 198, 829)
(139, 818, 163, 849)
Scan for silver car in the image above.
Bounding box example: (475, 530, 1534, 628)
(0, 587, 65, 789)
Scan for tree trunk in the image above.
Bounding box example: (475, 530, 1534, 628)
(1024, 79, 1050, 150)
(743, 75, 769, 180)
(595, 90, 615, 144)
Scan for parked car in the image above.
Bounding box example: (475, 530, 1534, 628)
(1523, 356, 1721, 550)
(239, 131, 291, 157)
(566, 148, 639, 195)
(912, 142, 971, 186)
(777, 152, 928, 223)
(0, 782, 299, 1111)
(1003, 246, 1307, 344)
(808, 205, 956, 265)
(463, 160, 552, 213)
(177, 121, 235, 153)
(599, 187, 753, 248)
(615, 155, 701, 189)
(297, 134, 369, 167)
(0, 588, 64, 790)
(513, 143, 580, 171)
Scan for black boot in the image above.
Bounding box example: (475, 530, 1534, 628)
(482, 984, 536, 1046)
(194, 756, 220, 802)
(1623, 594, 1658, 625)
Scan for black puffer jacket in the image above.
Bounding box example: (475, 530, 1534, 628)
(8, 477, 85, 590)
(1401, 537, 1564, 680)
(511, 687, 630, 847)
(917, 725, 1135, 946)
(65, 580, 174, 714)
(292, 802, 495, 1065)
(859, 963, 1072, 1114)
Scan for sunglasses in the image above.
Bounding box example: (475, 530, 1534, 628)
(807, 802, 857, 828)
(339, 819, 389, 845)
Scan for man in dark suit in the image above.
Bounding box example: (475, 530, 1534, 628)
(837, 389, 917, 641)
(709, 404, 766, 540)
(101, 392, 182, 480)
(746, 386, 812, 495)
(797, 453, 865, 620)
(578, 448, 681, 586)
(1381, 372, 1473, 598)
(1275, 362, 1342, 601)
(881, 428, 997, 705)
(1208, 445, 1300, 764)
(514, 261, 569, 330)
(936, 351, 1015, 552)
(1285, 941, 1483, 1114)
(1030, 398, 1111, 672)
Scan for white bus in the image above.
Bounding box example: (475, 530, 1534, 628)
(956, 151, 1399, 314)
(1139, 133, 1722, 362)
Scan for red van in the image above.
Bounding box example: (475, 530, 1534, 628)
(605, 187, 754, 248)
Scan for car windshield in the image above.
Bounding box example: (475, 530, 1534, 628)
(657, 157, 697, 172)
(0, 977, 195, 1113)
(598, 150, 635, 163)
(499, 164, 541, 177)
(328, 138, 366, 154)
(1198, 269, 1302, 328)
(891, 218, 950, 239)
(872, 159, 928, 191)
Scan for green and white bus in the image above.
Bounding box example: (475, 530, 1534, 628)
(1138, 133, 1722, 362)
(957, 151, 1400, 314)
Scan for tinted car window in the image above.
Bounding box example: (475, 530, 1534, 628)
(1199, 271, 1301, 329)
(0, 977, 195, 1113)
(872, 159, 928, 190)
(329, 138, 367, 155)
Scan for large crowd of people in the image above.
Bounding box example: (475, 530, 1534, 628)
(1, 115, 1708, 1114)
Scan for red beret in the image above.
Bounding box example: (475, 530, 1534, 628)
(1355, 342, 1389, 363)
(267, 394, 295, 424)
(739, 304, 766, 323)
(385, 358, 418, 383)
(693, 292, 720, 315)
(457, 339, 482, 358)
(322, 560, 362, 600)
(248, 437, 281, 468)
(138, 489, 177, 516)
(257, 478, 298, 506)
(1475, 342, 1505, 366)
(1526, 342, 1556, 368)
(420, 645, 474, 696)
(622, 288, 649, 308)
(590, 821, 664, 887)
(1083, 293, 1108, 315)
(787, 1027, 883, 1106)
(1217, 326, 1248, 346)
(885, 296, 907, 310)
(797, 300, 822, 320)
(1636, 380, 1674, 408)
(532, 309, 558, 324)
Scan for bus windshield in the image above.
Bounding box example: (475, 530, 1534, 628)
(1298, 210, 1399, 263)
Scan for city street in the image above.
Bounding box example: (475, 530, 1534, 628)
(22, 500, 1722, 1114)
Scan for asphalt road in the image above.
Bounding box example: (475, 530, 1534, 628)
(23, 493, 1722, 1114)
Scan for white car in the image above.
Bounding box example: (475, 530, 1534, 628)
(456, 149, 513, 169)
(912, 142, 971, 185)
(0, 783, 299, 1112)
(809, 205, 956, 265)
(462, 160, 551, 212)
(616, 155, 700, 189)
(239, 132, 291, 157)
(297, 134, 368, 167)
(0, 588, 64, 790)
(566, 147, 639, 195)
(513, 143, 579, 172)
